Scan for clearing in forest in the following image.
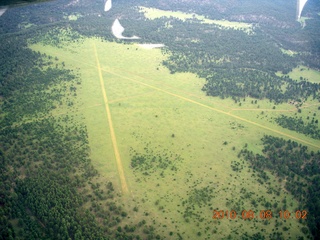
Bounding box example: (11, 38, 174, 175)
(31, 38, 319, 238)
(282, 65, 320, 83)
(139, 6, 253, 33)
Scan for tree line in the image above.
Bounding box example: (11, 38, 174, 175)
(275, 114, 320, 140)
(0, 31, 163, 240)
(239, 136, 320, 239)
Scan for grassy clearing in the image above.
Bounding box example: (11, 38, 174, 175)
(280, 48, 297, 56)
(93, 42, 129, 194)
(30, 36, 318, 238)
(138, 6, 253, 33)
(18, 22, 36, 29)
(67, 14, 82, 21)
(277, 65, 320, 83)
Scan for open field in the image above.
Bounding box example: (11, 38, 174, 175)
(93, 42, 129, 194)
(283, 65, 320, 83)
(139, 6, 253, 33)
(30, 37, 319, 238)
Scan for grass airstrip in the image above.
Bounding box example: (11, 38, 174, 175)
(31, 36, 319, 239)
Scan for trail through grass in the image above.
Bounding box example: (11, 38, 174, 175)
(93, 43, 129, 194)
(100, 66, 320, 150)
(31, 38, 318, 238)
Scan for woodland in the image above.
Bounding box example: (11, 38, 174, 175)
(0, 35, 161, 239)
(239, 136, 320, 238)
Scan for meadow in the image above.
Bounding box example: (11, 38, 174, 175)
(276, 65, 320, 86)
(139, 6, 253, 34)
(31, 37, 319, 239)
(285, 65, 320, 84)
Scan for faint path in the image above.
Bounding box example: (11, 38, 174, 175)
(32, 43, 320, 150)
(101, 68, 320, 150)
(108, 66, 235, 111)
(108, 90, 156, 104)
(93, 43, 129, 194)
(300, 102, 320, 109)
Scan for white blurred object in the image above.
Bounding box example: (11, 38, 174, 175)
(112, 19, 140, 39)
(297, 0, 308, 20)
(104, 0, 112, 12)
(138, 44, 165, 49)
(0, 7, 7, 17)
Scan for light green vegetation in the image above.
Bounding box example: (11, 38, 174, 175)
(67, 14, 81, 21)
(277, 65, 320, 83)
(138, 6, 201, 21)
(298, 17, 311, 27)
(18, 22, 35, 29)
(280, 48, 297, 56)
(139, 6, 253, 34)
(30, 34, 319, 238)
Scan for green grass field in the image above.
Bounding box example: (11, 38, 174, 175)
(284, 65, 320, 83)
(139, 6, 253, 34)
(30, 36, 319, 238)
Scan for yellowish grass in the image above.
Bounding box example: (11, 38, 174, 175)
(93, 43, 129, 194)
